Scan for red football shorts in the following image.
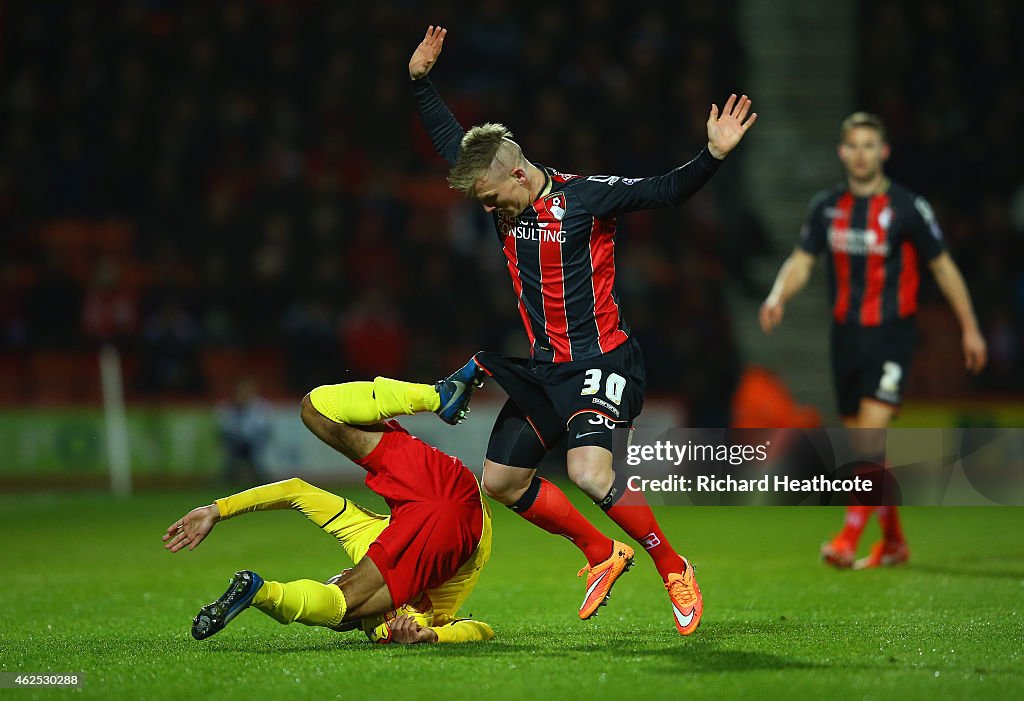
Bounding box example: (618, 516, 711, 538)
(356, 421, 484, 607)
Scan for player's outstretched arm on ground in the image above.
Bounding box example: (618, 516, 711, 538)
(212, 478, 351, 526)
(409, 25, 446, 80)
(760, 248, 816, 333)
(210, 478, 383, 566)
(928, 252, 988, 373)
(162, 480, 357, 553)
(706, 93, 757, 160)
(163, 504, 220, 552)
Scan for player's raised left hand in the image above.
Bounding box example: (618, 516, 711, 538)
(707, 94, 757, 160)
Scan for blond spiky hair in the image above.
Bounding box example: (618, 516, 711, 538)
(840, 112, 887, 142)
(447, 123, 522, 196)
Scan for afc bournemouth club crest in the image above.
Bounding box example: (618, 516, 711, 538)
(545, 193, 566, 221)
(878, 206, 893, 230)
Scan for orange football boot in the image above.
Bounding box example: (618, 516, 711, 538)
(665, 558, 703, 636)
(854, 540, 910, 569)
(820, 537, 856, 569)
(578, 541, 634, 619)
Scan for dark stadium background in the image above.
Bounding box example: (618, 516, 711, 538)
(1, 0, 1021, 483)
(3, 6, 1023, 699)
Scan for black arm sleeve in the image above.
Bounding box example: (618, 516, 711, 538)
(574, 148, 722, 218)
(797, 191, 830, 256)
(907, 194, 946, 262)
(412, 77, 465, 167)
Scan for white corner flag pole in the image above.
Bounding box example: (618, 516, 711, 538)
(99, 343, 132, 496)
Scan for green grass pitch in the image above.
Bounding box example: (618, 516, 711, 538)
(2, 487, 1022, 700)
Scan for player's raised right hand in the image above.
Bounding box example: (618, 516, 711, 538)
(409, 25, 447, 80)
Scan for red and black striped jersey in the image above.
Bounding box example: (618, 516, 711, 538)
(494, 164, 721, 361)
(414, 77, 720, 362)
(798, 180, 945, 326)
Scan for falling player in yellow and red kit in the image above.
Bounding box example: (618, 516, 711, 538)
(164, 377, 493, 644)
(760, 112, 987, 568)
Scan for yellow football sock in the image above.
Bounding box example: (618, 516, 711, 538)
(309, 377, 440, 425)
(252, 580, 347, 628)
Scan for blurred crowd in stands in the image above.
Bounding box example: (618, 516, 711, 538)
(0, 0, 1019, 418)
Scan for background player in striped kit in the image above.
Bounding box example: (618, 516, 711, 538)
(759, 112, 987, 568)
(409, 26, 757, 634)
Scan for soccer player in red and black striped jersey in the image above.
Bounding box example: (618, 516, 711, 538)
(410, 26, 757, 635)
(760, 112, 987, 569)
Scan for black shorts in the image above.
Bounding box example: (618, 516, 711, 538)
(830, 319, 916, 418)
(475, 338, 646, 468)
